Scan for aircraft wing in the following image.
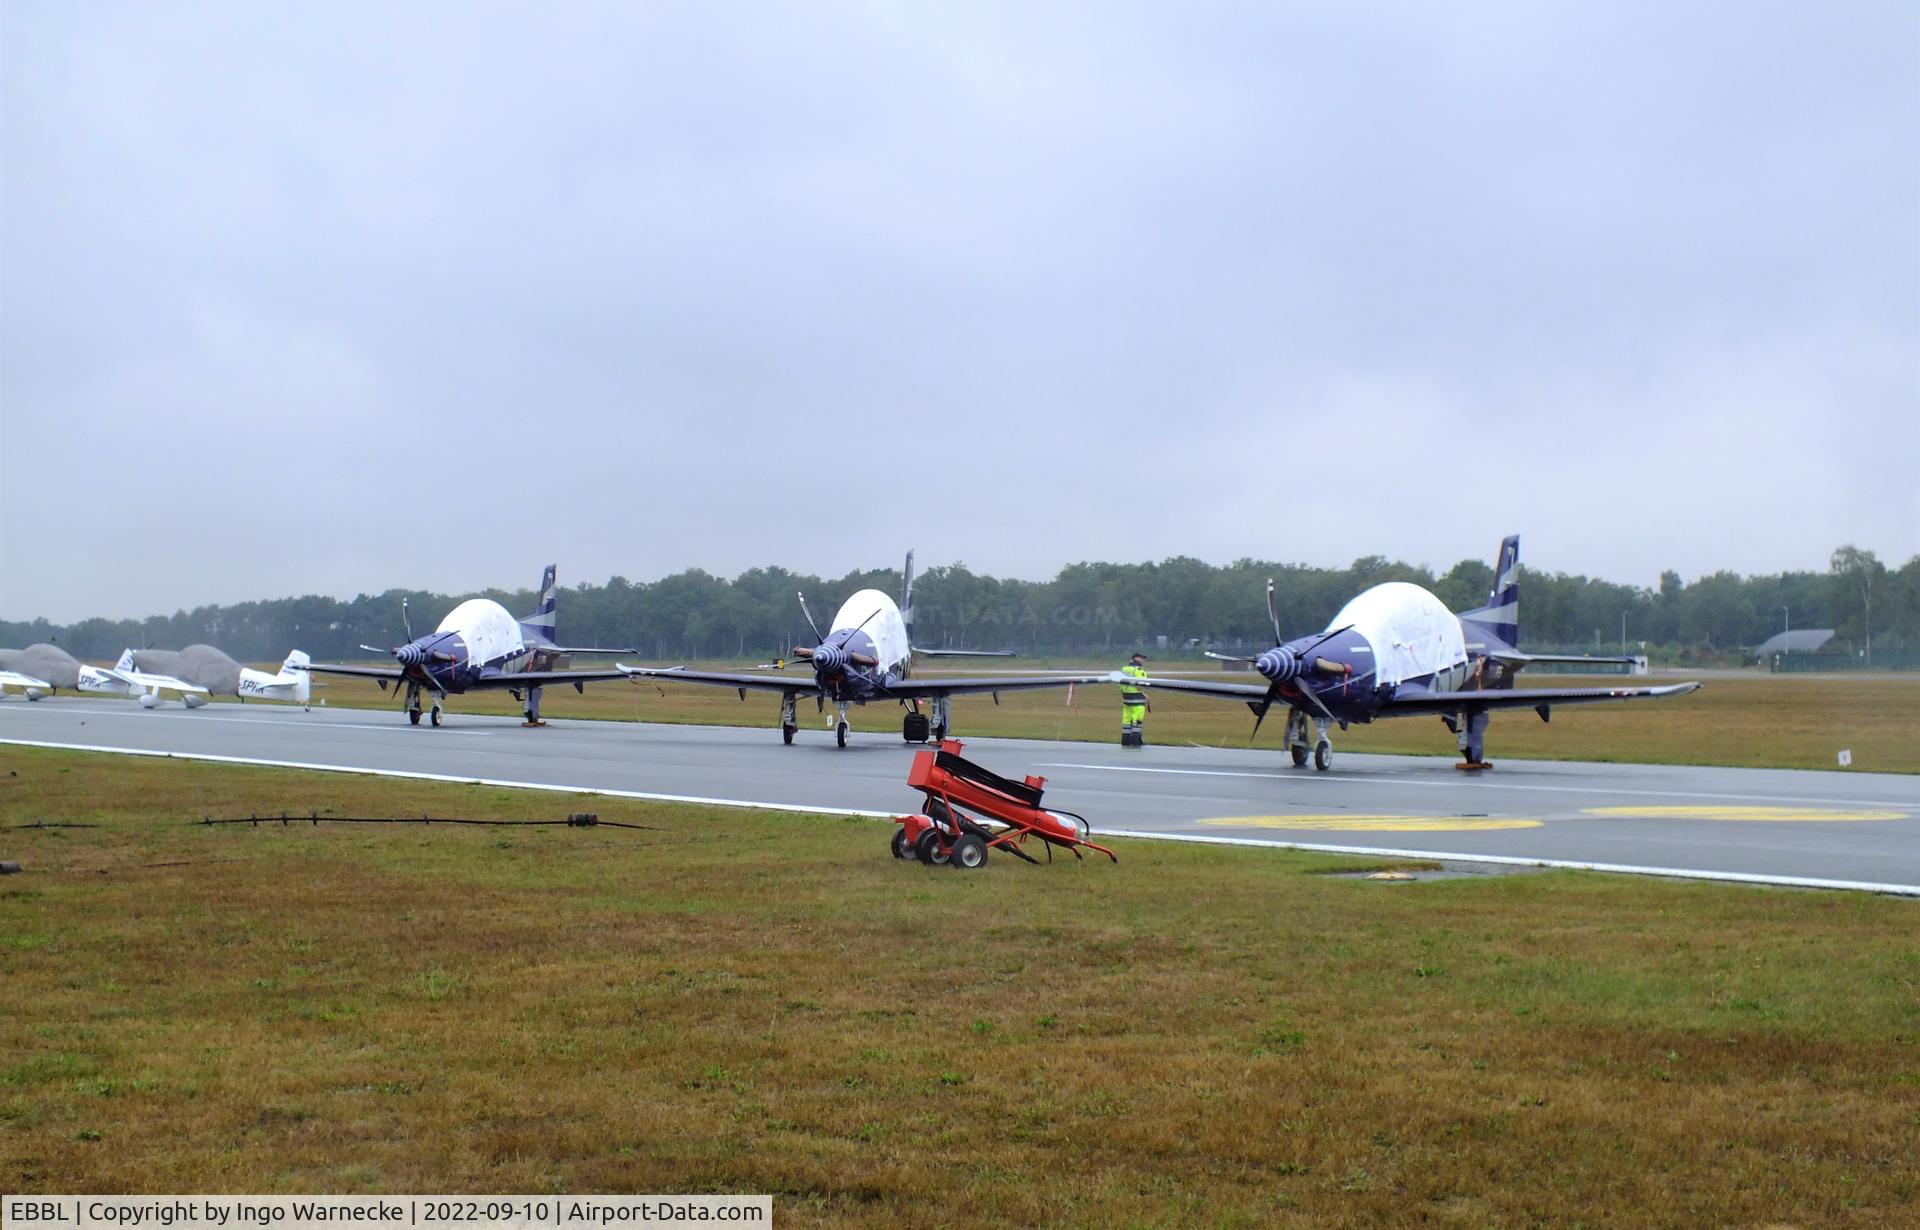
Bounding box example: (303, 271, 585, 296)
(1374, 681, 1701, 716)
(618, 665, 1112, 699)
(880, 673, 1112, 699)
(301, 662, 404, 681)
(105, 667, 209, 695)
(0, 670, 52, 689)
(620, 666, 825, 695)
(1488, 649, 1642, 668)
(470, 667, 636, 687)
(1126, 673, 1700, 715)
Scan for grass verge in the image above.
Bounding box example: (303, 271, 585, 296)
(2, 746, 1916, 1225)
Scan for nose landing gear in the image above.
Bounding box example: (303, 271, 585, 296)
(1284, 710, 1335, 770)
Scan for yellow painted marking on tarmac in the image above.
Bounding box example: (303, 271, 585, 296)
(1203, 815, 1543, 832)
(1584, 805, 1908, 823)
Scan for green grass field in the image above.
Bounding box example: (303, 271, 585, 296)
(292, 664, 1920, 774)
(3, 747, 1916, 1225)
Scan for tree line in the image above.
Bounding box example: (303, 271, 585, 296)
(5, 546, 1914, 665)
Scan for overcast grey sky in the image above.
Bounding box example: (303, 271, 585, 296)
(3, 1, 1915, 622)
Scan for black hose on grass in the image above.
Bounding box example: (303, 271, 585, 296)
(198, 811, 655, 831)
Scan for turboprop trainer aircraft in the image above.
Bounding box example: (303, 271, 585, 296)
(620, 551, 1111, 747)
(299, 565, 632, 726)
(1125, 536, 1699, 771)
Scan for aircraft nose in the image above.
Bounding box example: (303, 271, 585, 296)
(811, 644, 844, 672)
(396, 643, 426, 666)
(1256, 646, 1298, 682)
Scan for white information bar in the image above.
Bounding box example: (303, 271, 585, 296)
(2, 1198, 770, 1230)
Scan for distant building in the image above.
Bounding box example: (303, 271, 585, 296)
(1756, 629, 1835, 660)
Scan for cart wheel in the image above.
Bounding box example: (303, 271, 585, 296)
(949, 834, 988, 870)
(891, 828, 913, 860)
(915, 828, 949, 866)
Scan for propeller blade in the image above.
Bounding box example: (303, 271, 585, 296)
(358, 644, 391, 656)
(796, 592, 824, 642)
(1294, 675, 1336, 722)
(849, 652, 879, 668)
(1249, 681, 1282, 742)
(1266, 578, 1282, 645)
(402, 596, 415, 642)
(792, 645, 815, 658)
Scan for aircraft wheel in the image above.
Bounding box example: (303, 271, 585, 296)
(891, 828, 914, 860)
(914, 828, 949, 866)
(430, 709, 442, 727)
(949, 834, 988, 870)
(1314, 740, 1332, 772)
(408, 709, 421, 726)
(836, 720, 849, 748)
(782, 723, 796, 745)
(1290, 745, 1309, 768)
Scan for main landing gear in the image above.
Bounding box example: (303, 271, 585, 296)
(1449, 709, 1492, 770)
(780, 693, 799, 745)
(1283, 709, 1334, 771)
(521, 685, 546, 728)
(901, 696, 950, 744)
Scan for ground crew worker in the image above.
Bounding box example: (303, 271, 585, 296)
(1119, 652, 1150, 747)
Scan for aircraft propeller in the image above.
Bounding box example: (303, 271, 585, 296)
(1247, 578, 1348, 740)
(360, 598, 454, 700)
(789, 600, 880, 672)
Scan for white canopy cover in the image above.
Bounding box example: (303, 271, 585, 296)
(1324, 582, 1466, 687)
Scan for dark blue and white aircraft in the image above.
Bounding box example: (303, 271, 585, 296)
(620, 551, 1112, 747)
(300, 566, 631, 726)
(1126, 536, 1700, 771)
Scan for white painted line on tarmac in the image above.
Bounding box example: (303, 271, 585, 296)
(0, 739, 897, 819)
(1099, 828, 1920, 897)
(6, 737, 1916, 897)
(1038, 762, 1920, 812)
(0, 707, 493, 734)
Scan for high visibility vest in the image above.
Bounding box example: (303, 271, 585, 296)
(1119, 663, 1148, 706)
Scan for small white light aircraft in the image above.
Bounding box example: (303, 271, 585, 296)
(1123, 535, 1700, 771)
(95, 649, 213, 708)
(0, 643, 202, 704)
(620, 551, 1112, 747)
(130, 647, 313, 707)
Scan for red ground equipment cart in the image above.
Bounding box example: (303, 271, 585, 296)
(893, 738, 1117, 869)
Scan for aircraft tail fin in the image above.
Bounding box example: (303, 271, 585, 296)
(1459, 535, 1520, 649)
(901, 550, 916, 642)
(114, 648, 136, 674)
(280, 649, 311, 676)
(522, 564, 559, 643)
